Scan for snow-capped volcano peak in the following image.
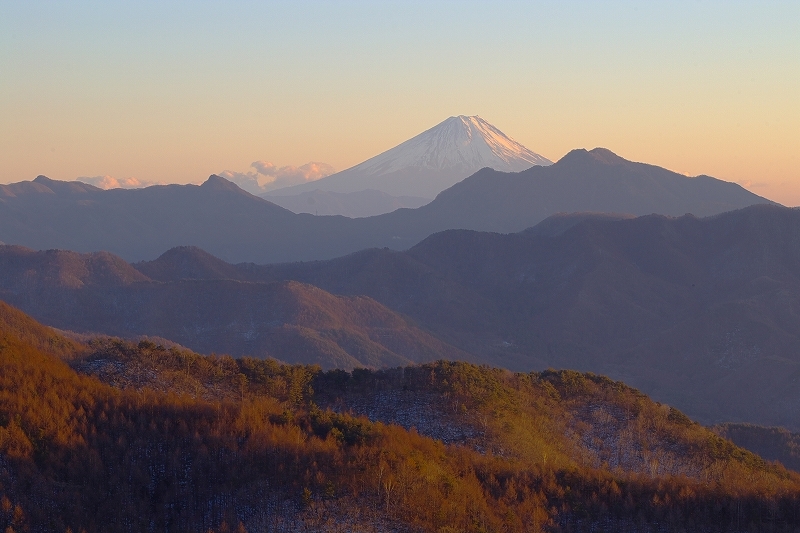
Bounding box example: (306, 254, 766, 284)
(267, 115, 551, 199)
(351, 115, 551, 176)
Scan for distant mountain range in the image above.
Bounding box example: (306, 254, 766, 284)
(266, 115, 553, 200)
(3, 204, 800, 429)
(0, 246, 467, 369)
(262, 189, 430, 217)
(250, 204, 800, 429)
(0, 148, 771, 263)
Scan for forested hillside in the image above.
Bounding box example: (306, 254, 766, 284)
(2, 302, 800, 532)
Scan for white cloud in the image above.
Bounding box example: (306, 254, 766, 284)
(216, 170, 262, 194)
(75, 175, 166, 189)
(251, 161, 277, 176)
(218, 161, 336, 194)
(737, 180, 770, 189)
(75, 160, 336, 194)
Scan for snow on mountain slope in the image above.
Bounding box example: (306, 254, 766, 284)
(349, 115, 551, 175)
(267, 116, 552, 199)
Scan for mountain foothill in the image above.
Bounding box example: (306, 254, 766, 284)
(1, 299, 800, 532)
(2, 115, 799, 531)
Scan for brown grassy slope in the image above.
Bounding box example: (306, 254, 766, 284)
(0, 308, 351, 532)
(314, 362, 800, 487)
(78, 336, 800, 491)
(7, 204, 800, 427)
(16, 203, 800, 428)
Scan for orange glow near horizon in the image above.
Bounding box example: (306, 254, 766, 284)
(1, 2, 797, 205)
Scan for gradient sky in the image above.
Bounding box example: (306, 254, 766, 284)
(1, 1, 798, 203)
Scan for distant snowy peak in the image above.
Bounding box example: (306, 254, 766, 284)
(349, 115, 552, 176)
(266, 115, 552, 199)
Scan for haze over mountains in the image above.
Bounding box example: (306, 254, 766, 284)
(0, 245, 467, 370)
(3, 204, 800, 430)
(0, 148, 770, 263)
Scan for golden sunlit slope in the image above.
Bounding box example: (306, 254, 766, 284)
(69, 332, 800, 532)
(7, 203, 800, 427)
(1, 302, 799, 531)
(0, 299, 83, 358)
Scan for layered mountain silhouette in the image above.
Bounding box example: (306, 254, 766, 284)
(251, 204, 800, 429)
(3, 204, 800, 428)
(0, 246, 468, 369)
(266, 115, 553, 199)
(0, 149, 771, 263)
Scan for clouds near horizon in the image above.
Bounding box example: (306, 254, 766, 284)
(75, 175, 167, 189)
(219, 161, 335, 195)
(75, 161, 334, 193)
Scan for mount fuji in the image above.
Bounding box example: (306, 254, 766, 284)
(265, 115, 552, 201)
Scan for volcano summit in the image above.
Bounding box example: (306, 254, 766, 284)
(266, 115, 552, 200)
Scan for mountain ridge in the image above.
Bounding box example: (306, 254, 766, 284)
(0, 246, 469, 369)
(136, 204, 800, 428)
(2, 204, 800, 427)
(0, 148, 773, 263)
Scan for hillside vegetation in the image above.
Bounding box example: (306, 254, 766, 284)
(245, 204, 800, 429)
(1, 303, 798, 532)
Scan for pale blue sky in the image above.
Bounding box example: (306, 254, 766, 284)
(1, 1, 798, 202)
